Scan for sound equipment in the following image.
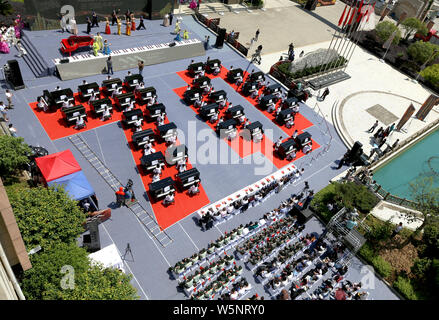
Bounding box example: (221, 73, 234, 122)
(83, 219, 101, 252)
(215, 28, 227, 48)
(305, 0, 318, 11)
(291, 205, 314, 224)
(4, 60, 25, 90)
(348, 141, 363, 161)
(169, 42, 176, 47)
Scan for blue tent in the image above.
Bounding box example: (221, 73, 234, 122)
(48, 170, 95, 201)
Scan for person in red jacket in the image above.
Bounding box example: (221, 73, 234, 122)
(115, 187, 125, 207)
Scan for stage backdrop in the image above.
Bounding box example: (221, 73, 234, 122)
(23, 0, 174, 30)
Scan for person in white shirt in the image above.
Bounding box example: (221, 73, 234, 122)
(163, 192, 175, 205)
(153, 164, 162, 175)
(213, 66, 220, 75)
(303, 144, 312, 154)
(286, 117, 294, 129)
(37, 97, 48, 112)
(62, 97, 72, 109)
(185, 84, 191, 91)
(0, 102, 8, 121)
(156, 113, 165, 126)
(55, 86, 61, 91)
(216, 117, 224, 130)
(8, 124, 17, 137)
(275, 106, 282, 116)
(292, 130, 298, 139)
(238, 114, 246, 124)
(74, 116, 85, 129)
(236, 75, 243, 86)
(166, 134, 177, 146)
(254, 131, 263, 143)
(188, 183, 200, 195)
(124, 100, 135, 112)
(178, 162, 187, 173)
(152, 173, 160, 183)
(286, 150, 296, 161)
(275, 136, 283, 151)
(144, 145, 155, 156)
(135, 82, 144, 91)
(228, 127, 237, 140)
(218, 98, 227, 109)
(194, 97, 202, 108)
(292, 105, 300, 114)
(267, 103, 275, 113)
(226, 102, 232, 111)
(82, 80, 88, 85)
(112, 87, 122, 98)
(210, 111, 219, 123)
(101, 107, 111, 121)
(134, 118, 142, 132)
(147, 95, 156, 107)
(250, 89, 258, 99)
(89, 91, 98, 102)
(226, 204, 234, 215)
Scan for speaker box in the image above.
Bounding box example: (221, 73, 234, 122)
(5, 60, 25, 90)
(349, 141, 363, 160)
(305, 0, 318, 11)
(215, 28, 226, 48)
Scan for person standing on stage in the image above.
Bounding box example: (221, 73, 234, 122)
(138, 60, 144, 76)
(117, 17, 121, 35)
(91, 10, 99, 27)
(70, 16, 78, 35)
(169, 11, 174, 25)
(320, 87, 330, 101)
(111, 9, 119, 25)
(103, 39, 111, 55)
(86, 17, 92, 34)
(131, 14, 136, 31)
(5, 90, 13, 109)
(107, 56, 113, 74)
(137, 15, 146, 30)
(104, 17, 111, 34)
(255, 28, 260, 41)
(125, 9, 131, 21)
(126, 17, 131, 36)
(94, 32, 103, 51)
(367, 120, 379, 133)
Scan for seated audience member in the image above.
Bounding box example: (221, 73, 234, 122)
(101, 107, 111, 121)
(163, 192, 175, 205)
(37, 96, 48, 112)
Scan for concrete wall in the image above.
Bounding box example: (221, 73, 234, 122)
(392, 0, 427, 20)
(0, 243, 18, 300)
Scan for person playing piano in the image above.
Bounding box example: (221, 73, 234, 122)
(194, 97, 202, 108)
(238, 114, 246, 124)
(55, 86, 61, 91)
(37, 96, 48, 112)
(62, 97, 73, 109)
(274, 136, 283, 151)
(163, 192, 175, 206)
(166, 134, 177, 146)
(275, 106, 282, 117)
(188, 182, 200, 196)
(74, 116, 85, 130)
(153, 164, 162, 176)
(101, 107, 111, 121)
(244, 119, 250, 127)
(111, 86, 122, 98)
(157, 113, 165, 126)
(303, 144, 312, 155)
(133, 118, 142, 132)
(213, 65, 221, 76)
(216, 117, 224, 130)
(267, 102, 275, 113)
(144, 144, 156, 156)
(258, 93, 264, 104)
(218, 97, 227, 109)
(254, 131, 263, 143)
(152, 172, 160, 183)
(210, 110, 219, 124)
(292, 104, 300, 115)
(185, 84, 191, 91)
(147, 95, 156, 107)
(292, 129, 298, 139)
(135, 81, 145, 92)
(286, 150, 296, 161)
(236, 75, 243, 86)
(123, 100, 135, 112)
(89, 92, 98, 102)
(228, 127, 237, 141)
(225, 101, 231, 111)
(286, 117, 294, 129)
(250, 89, 258, 99)
(178, 162, 187, 173)
(82, 80, 88, 85)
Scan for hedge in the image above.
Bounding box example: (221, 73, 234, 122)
(393, 276, 418, 300)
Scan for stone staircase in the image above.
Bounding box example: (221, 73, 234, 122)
(175, 1, 248, 16)
(20, 31, 51, 78)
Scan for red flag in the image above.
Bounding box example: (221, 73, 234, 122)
(338, 5, 347, 26)
(356, 12, 363, 24)
(343, 5, 352, 27)
(348, 7, 357, 25)
(367, 2, 376, 22)
(358, 0, 364, 13)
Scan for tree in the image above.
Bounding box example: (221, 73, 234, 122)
(408, 177, 439, 235)
(7, 185, 86, 250)
(0, 135, 31, 180)
(407, 41, 439, 65)
(0, 0, 13, 16)
(401, 17, 428, 41)
(333, 181, 379, 213)
(42, 264, 139, 300)
(420, 63, 439, 86)
(375, 21, 401, 45)
(20, 243, 90, 300)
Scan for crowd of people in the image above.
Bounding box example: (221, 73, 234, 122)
(0, 15, 25, 54)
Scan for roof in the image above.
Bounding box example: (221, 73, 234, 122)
(35, 149, 81, 182)
(88, 244, 124, 271)
(47, 170, 95, 201)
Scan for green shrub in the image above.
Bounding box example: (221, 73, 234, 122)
(412, 258, 432, 281)
(367, 219, 393, 243)
(371, 256, 393, 278)
(310, 183, 337, 222)
(420, 63, 439, 87)
(393, 276, 418, 300)
(333, 182, 379, 213)
(375, 21, 401, 45)
(358, 242, 376, 262)
(0, 135, 31, 181)
(401, 17, 428, 40)
(407, 41, 439, 65)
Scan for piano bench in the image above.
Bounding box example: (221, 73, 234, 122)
(163, 199, 176, 207)
(188, 190, 200, 197)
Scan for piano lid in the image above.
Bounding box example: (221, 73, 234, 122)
(177, 167, 200, 180)
(141, 151, 165, 163)
(149, 177, 175, 192)
(157, 122, 177, 133)
(246, 121, 263, 131)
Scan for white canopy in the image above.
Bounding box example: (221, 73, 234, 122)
(88, 244, 125, 273)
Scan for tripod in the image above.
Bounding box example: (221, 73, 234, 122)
(123, 243, 134, 261)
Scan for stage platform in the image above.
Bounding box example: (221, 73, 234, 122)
(2, 15, 399, 301)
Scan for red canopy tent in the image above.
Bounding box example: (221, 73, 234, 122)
(35, 149, 81, 183)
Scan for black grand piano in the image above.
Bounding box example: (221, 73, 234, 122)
(157, 122, 177, 141)
(278, 139, 298, 159)
(102, 78, 122, 96)
(199, 103, 219, 121)
(276, 108, 295, 125)
(123, 109, 143, 127)
(141, 151, 165, 171)
(176, 167, 200, 191)
(78, 82, 99, 101)
(136, 87, 156, 105)
(145, 103, 166, 122)
(282, 97, 299, 109)
(124, 74, 143, 91)
(132, 129, 155, 149)
(90, 98, 113, 117)
(183, 87, 204, 105)
(209, 90, 227, 104)
(296, 132, 312, 149)
(225, 105, 244, 120)
(193, 76, 210, 89)
(149, 177, 175, 201)
(288, 88, 308, 102)
(227, 68, 243, 83)
(242, 81, 258, 96)
(43, 88, 74, 109)
(165, 144, 188, 165)
(62, 105, 86, 126)
(187, 62, 205, 76)
(259, 94, 276, 110)
(114, 92, 135, 111)
(217, 118, 237, 136)
(245, 121, 264, 140)
(265, 83, 282, 95)
(249, 71, 265, 83)
(205, 59, 221, 73)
